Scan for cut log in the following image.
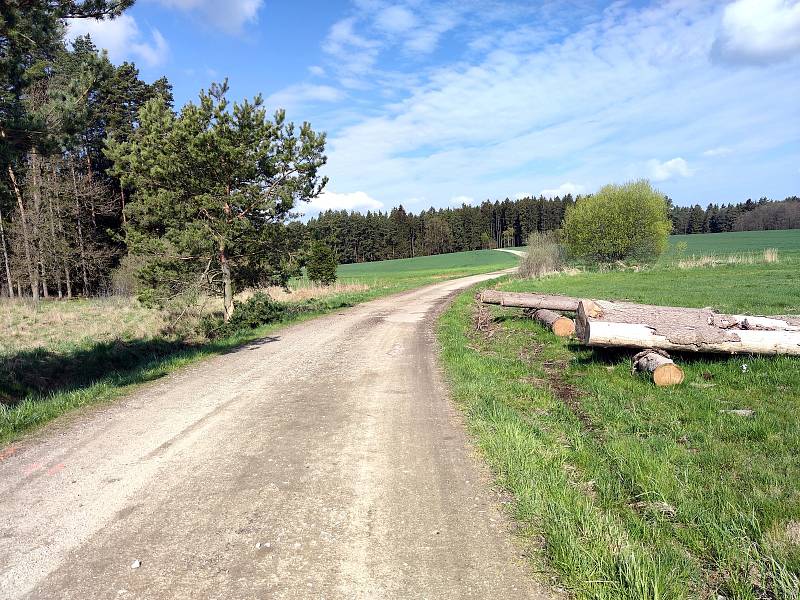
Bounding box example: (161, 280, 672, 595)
(479, 290, 581, 312)
(576, 300, 800, 356)
(631, 350, 684, 386)
(531, 309, 575, 337)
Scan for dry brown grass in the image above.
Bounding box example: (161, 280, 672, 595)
(1, 280, 373, 354)
(676, 248, 779, 269)
(0, 296, 167, 354)
(239, 281, 370, 303)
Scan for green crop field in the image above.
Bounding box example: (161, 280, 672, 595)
(338, 248, 517, 279)
(439, 230, 800, 599)
(665, 229, 800, 257)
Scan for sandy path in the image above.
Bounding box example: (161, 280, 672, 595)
(0, 270, 552, 599)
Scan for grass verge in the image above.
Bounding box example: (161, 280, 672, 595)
(438, 264, 800, 599)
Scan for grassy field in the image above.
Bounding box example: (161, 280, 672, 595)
(439, 230, 800, 599)
(0, 248, 516, 445)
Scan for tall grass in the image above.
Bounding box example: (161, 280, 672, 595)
(518, 231, 564, 278)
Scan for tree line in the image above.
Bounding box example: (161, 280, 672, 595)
(302, 194, 799, 265)
(669, 196, 800, 235)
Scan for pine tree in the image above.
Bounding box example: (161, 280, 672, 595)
(106, 80, 327, 320)
(306, 240, 337, 286)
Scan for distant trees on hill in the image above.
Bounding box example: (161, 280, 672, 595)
(669, 196, 799, 234)
(304, 196, 573, 264)
(303, 194, 799, 265)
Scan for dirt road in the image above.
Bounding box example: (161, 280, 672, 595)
(0, 271, 551, 599)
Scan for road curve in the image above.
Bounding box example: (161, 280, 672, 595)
(0, 270, 552, 600)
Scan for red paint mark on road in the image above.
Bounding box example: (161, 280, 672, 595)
(47, 463, 65, 476)
(23, 463, 43, 476)
(0, 445, 17, 462)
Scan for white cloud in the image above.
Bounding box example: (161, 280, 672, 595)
(306, 191, 384, 214)
(375, 5, 417, 33)
(449, 195, 475, 205)
(308, 65, 326, 77)
(712, 0, 800, 65)
(703, 146, 734, 157)
(66, 15, 169, 68)
(266, 84, 345, 110)
(157, 0, 262, 33)
(539, 183, 585, 198)
(648, 158, 693, 182)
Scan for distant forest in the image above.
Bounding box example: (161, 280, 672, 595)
(304, 195, 800, 264)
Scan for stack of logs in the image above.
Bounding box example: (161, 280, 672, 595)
(478, 290, 800, 387)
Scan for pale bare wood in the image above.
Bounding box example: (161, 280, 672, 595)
(532, 309, 575, 337)
(576, 300, 800, 356)
(479, 290, 581, 312)
(631, 350, 684, 386)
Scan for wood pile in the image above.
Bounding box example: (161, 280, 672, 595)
(478, 290, 800, 386)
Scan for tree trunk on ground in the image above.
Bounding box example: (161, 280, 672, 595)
(528, 308, 575, 337)
(576, 300, 800, 356)
(631, 350, 684, 386)
(0, 205, 13, 297)
(480, 290, 581, 312)
(220, 245, 234, 322)
(7, 164, 38, 299)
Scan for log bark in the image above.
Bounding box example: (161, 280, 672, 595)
(531, 309, 575, 337)
(480, 290, 581, 312)
(631, 350, 684, 386)
(576, 300, 800, 356)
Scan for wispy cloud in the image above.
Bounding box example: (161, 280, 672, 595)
(703, 147, 734, 157)
(266, 84, 345, 111)
(313, 1, 799, 207)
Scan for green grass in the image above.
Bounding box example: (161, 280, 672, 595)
(337, 248, 518, 279)
(664, 229, 800, 260)
(0, 248, 517, 446)
(438, 239, 800, 599)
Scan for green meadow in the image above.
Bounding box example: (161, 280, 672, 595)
(438, 230, 800, 599)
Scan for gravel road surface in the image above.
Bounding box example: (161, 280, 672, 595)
(0, 270, 552, 599)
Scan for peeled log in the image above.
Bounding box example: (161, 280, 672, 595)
(576, 300, 800, 356)
(632, 350, 684, 386)
(479, 290, 581, 312)
(531, 309, 575, 337)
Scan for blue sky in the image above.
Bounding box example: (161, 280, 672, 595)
(68, 0, 800, 216)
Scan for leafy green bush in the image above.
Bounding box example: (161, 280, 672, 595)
(518, 231, 564, 278)
(562, 179, 671, 262)
(201, 292, 287, 338)
(307, 241, 338, 285)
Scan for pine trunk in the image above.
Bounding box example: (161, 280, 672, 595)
(220, 245, 234, 322)
(0, 205, 13, 297)
(530, 308, 575, 337)
(480, 290, 581, 312)
(632, 350, 684, 386)
(7, 164, 38, 299)
(576, 300, 800, 356)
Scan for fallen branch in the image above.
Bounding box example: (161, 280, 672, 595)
(631, 349, 684, 386)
